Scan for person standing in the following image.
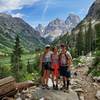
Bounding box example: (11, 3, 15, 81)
(51, 46, 59, 90)
(59, 44, 72, 92)
(40, 45, 52, 89)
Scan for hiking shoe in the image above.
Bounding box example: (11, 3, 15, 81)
(45, 85, 50, 90)
(55, 85, 58, 90)
(64, 87, 70, 93)
(41, 85, 45, 89)
(60, 86, 65, 90)
(53, 84, 56, 89)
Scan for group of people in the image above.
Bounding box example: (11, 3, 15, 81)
(39, 44, 72, 91)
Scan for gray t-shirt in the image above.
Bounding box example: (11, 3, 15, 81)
(42, 51, 53, 62)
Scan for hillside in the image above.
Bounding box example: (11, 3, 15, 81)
(0, 13, 45, 54)
(52, 0, 100, 50)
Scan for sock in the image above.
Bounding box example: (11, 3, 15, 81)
(63, 80, 66, 87)
(67, 80, 70, 89)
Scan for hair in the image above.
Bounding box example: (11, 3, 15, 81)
(52, 46, 57, 52)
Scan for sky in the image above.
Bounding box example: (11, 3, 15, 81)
(0, 0, 95, 27)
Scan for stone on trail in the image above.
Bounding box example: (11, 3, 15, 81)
(31, 88, 79, 100)
(96, 90, 100, 100)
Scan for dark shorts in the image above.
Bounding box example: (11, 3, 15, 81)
(60, 66, 71, 78)
(42, 62, 51, 70)
(41, 62, 52, 76)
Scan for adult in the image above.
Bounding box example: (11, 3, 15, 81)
(40, 45, 52, 89)
(59, 44, 72, 91)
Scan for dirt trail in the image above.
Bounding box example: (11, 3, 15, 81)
(73, 66, 100, 100)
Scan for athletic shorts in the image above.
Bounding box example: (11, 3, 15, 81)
(42, 62, 51, 70)
(60, 66, 71, 78)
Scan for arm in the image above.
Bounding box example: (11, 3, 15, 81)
(66, 52, 72, 69)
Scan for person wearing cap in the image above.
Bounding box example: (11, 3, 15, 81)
(59, 44, 72, 92)
(39, 44, 53, 89)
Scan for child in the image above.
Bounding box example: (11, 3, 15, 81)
(51, 47, 59, 90)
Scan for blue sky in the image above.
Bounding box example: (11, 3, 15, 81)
(0, 0, 95, 27)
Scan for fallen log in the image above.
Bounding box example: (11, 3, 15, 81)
(15, 81, 34, 91)
(0, 76, 16, 98)
(0, 76, 37, 99)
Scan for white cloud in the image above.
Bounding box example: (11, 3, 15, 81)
(0, 0, 40, 12)
(42, 0, 50, 20)
(11, 13, 24, 18)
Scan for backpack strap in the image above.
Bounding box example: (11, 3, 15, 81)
(59, 52, 69, 66)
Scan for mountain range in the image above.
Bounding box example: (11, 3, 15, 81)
(0, 13, 45, 54)
(52, 0, 100, 48)
(35, 14, 80, 42)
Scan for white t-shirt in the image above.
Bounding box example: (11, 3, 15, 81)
(42, 51, 53, 62)
(60, 51, 72, 65)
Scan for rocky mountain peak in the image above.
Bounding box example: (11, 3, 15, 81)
(48, 18, 65, 26)
(35, 24, 45, 36)
(85, 0, 100, 20)
(0, 13, 12, 18)
(96, 0, 100, 4)
(65, 13, 80, 32)
(66, 13, 80, 23)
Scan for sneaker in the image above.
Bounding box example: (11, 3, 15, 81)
(64, 87, 69, 93)
(55, 85, 58, 90)
(60, 85, 65, 90)
(45, 85, 50, 90)
(41, 85, 45, 89)
(53, 84, 56, 89)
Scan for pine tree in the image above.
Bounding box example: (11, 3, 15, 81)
(11, 35, 23, 78)
(76, 26, 84, 56)
(27, 60, 33, 73)
(95, 24, 100, 50)
(85, 19, 95, 54)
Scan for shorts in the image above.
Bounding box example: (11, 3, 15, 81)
(42, 62, 51, 70)
(52, 64, 59, 77)
(60, 66, 71, 78)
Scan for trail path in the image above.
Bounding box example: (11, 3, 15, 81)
(72, 66, 100, 100)
(14, 58, 100, 100)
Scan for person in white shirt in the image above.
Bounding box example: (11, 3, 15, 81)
(59, 44, 72, 91)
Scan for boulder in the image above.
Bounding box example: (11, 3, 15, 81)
(96, 90, 100, 100)
(93, 77, 100, 82)
(31, 88, 79, 100)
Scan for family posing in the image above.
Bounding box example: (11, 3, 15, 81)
(40, 44, 72, 92)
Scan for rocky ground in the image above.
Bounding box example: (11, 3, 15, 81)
(4, 56, 100, 100)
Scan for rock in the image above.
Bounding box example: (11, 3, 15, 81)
(31, 88, 79, 100)
(74, 88, 84, 93)
(80, 95, 85, 100)
(93, 77, 100, 82)
(92, 83, 99, 88)
(96, 91, 100, 100)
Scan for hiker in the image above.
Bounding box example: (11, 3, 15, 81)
(51, 46, 59, 90)
(59, 44, 72, 91)
(40, 45, 52, 89)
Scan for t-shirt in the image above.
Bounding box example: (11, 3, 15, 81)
(51, 54, 59, 64)
(60, 51, 72, 66)
(60, 53, 67, 65)
(42, 51, 53, 62)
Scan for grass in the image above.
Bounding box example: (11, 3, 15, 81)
(0, 53, 41, 81)
(0, 53, 36, 67)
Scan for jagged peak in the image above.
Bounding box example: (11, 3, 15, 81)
(0, 13, 12, 18)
